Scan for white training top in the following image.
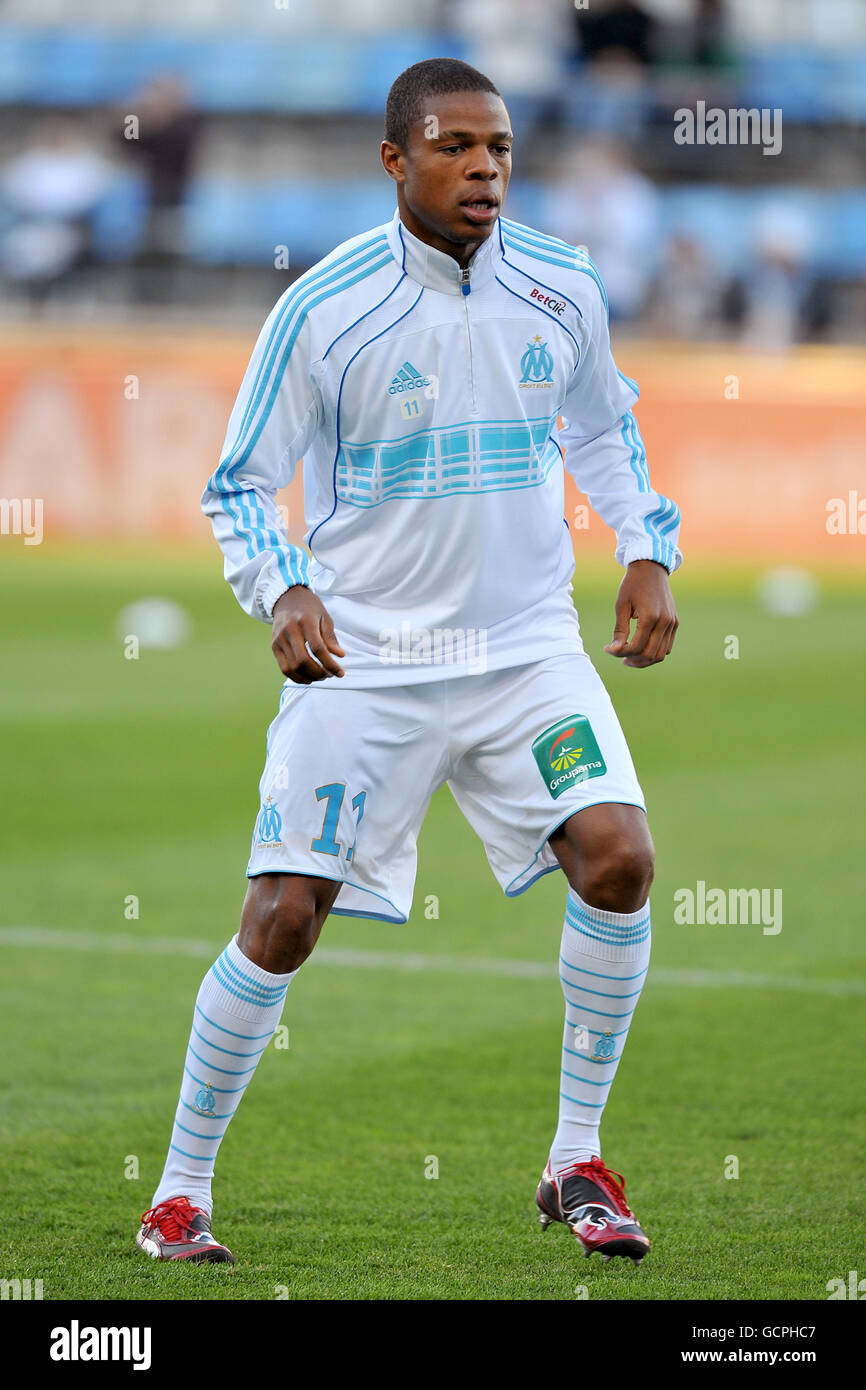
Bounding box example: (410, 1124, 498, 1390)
(203, 209, 682, 686)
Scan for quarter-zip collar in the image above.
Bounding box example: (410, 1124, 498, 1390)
(387, 208, 500, 295)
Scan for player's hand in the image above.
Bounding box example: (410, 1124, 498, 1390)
(604, 560, 678, 668)
(271, 586, 345, 683)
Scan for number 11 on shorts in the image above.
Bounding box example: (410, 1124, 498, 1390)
(310, 783, 367, 861)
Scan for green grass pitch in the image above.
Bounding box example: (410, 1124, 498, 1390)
(0, 544, 863, 1301)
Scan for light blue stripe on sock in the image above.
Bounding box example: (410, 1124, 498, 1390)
(558, 958, 645, 998)
(191, 1021, 271, 1060)
(564, 914, 650, 948)
(174, 1119, 229, 1143)
(183, 1065, 251, 1095)
(194, 1005, 275, 1041)
(210, 959, 286, 1009)
(555, 960, 649, 982)
(169, 1144, 216, 1163)
(187, 1043, 260, 1078)
(564, 1019, 631, 1038)
(560, 1065, 612, 1087)
(562, 1043, 623, 1066)
(217, 949, 287, 999)
(558, 995, 635, 1020)
(566, 899, 650, 933)
(559, 1091, 606, 1108)
(209, 960, 268, 1007)
(180, 1097, 237, 1122)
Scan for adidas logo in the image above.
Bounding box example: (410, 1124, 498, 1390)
(387, 360, 431, 395)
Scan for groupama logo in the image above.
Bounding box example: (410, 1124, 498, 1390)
(531, 715, 607, 800)
(549, 727, 584, 772)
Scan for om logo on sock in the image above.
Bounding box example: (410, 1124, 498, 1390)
(592, 1031, 616, 1062)
(193, 1083, 217, 1116)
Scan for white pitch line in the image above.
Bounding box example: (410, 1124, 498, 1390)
(0, 927, 864, 998)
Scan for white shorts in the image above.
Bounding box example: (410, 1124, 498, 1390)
(247, 652, 646, 923)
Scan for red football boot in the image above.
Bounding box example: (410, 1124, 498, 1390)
(136, 1196, 234, 1264)
(536, 1157, 650, 1264)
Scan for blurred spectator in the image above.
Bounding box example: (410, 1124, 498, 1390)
(0, 6, 859, 341)
(117, 75, 200, 301)
(740, 205, 815, 350)
(448, 0, 570, 133)
(573, 0, 658, 67)
(563, 1, 660, 138)
(649, 233, 722, 338)
(648, 0, 733, 71)
(545, 137, 660, 321)
(692, 0, 730, 67)
(0, 120, 113, 306)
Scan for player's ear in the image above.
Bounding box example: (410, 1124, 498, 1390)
(380, 141, 406, 184)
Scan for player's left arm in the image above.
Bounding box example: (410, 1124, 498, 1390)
(559, 272, 681, 668)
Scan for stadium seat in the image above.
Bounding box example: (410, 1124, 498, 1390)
(740, 45, 866, 123)
(90, 171, 149, 261)
(184, 178, 394, 265)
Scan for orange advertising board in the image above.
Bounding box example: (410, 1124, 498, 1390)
(0, 326, 863, 563)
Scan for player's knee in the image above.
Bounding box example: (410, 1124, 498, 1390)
(576, 836, 654, 913)
(238, 875, 326, 973)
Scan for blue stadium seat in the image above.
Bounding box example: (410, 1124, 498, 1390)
(658, 186, 747, 276)
(740, 45, 866, 123)
(90, 171, 149, 260)
(116, 33, 202, 95)
(561, 65, 654, 138)
(814, 190, 866, 276)
(184, 179, 253, 262)
(354, 35, 468, 113)
(0, 29, 39, 103)
(829, 53, 866, 122)
(181, 179, 866, 278)
(26, 31, 129, 105)
(657, 186, 865, 278)
(185, 36, 289, 111)
(0, 27, 467, 112)
(184, 178, 394, 265)
(4, 26, 864, 122)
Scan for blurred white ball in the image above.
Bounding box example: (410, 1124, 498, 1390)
(756, 567, 818, 618)
(117, 598, 192, 649)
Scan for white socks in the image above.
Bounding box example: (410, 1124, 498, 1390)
(151, 896, 647, 1211)
(548, 887, 651, 1174)
(150, 935, 296, 1214)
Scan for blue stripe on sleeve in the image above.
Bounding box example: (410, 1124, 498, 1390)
(207, 236, 391, 572)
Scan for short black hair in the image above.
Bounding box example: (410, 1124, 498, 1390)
(384, 58, 501, 149)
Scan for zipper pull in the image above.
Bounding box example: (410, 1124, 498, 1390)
(460, 268, 471, 296)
